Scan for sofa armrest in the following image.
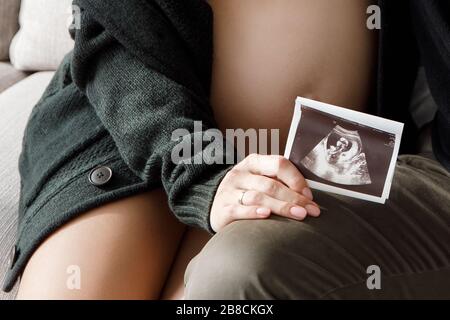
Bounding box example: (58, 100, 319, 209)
(0, 71, 54, 300)
(0, 62, 29, 93)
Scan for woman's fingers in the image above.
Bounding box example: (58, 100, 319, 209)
(230, 172, 320, 217)
(210, 153, 323, 232)
(225, 204, 272, 221)
(211, 202, 272, 231)
(237, 154, 310, 195)
(234, 172, 315, 205)
(241, 190, 309, 220)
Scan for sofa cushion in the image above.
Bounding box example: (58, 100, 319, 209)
(0, 62, 29, 93)
(0, 0, 21, 61)
(10, 0, 74, 71)
(0, 71, 55, 300)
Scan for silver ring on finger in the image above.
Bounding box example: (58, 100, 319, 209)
(238, 190, 247, 205)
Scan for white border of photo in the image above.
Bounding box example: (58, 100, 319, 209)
(284, 97, 404, 204)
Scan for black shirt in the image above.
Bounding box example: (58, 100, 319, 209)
(377, 0, 450, 172)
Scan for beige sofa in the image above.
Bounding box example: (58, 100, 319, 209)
(0, 0, 74, 300)
(0, 0, 438, 301)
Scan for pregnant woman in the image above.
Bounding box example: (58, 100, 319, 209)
(4, 0, 450, 299)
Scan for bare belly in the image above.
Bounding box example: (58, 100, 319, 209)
(207, 0, 378, 153)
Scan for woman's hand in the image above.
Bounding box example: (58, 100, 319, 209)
(210, 154, 321, 232)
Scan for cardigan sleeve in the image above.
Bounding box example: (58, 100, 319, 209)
(70, 4, 234, 233)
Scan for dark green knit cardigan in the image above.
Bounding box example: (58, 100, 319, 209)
(3, 0, 234, 292)
(28, 0, 234, 231)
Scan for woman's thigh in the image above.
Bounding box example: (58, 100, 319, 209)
(17, 189, 185, 300)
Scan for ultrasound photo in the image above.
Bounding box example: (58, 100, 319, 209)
(284, 97, 404, 203)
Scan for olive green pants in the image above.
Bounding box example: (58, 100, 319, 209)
(184, 155, 450, 299)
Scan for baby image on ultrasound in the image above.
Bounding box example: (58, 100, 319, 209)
(285, 97, 404, 203)
(300, 125, 372, 186)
